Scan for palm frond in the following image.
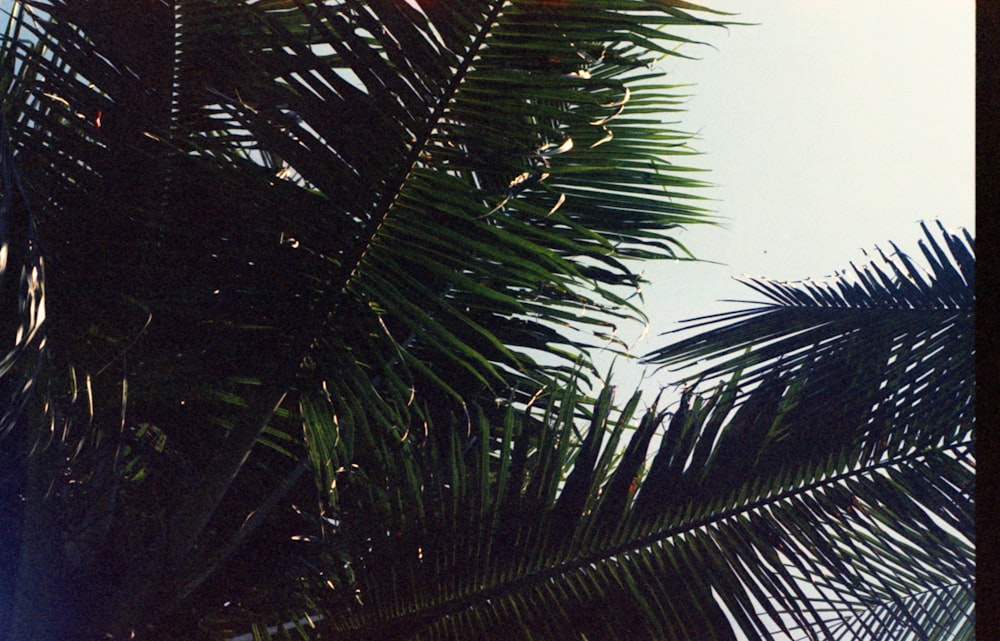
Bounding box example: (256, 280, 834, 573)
(247, 346, 972, 641)
(643, 223, 974, 452)
(643, 222, 973, 384)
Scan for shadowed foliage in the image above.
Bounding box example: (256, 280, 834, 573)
(0, 0, 726, 638)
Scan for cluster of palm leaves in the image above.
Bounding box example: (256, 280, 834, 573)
(0, 0, 973, 639)
(1, 0, 723, 637)
(250, 222, 969, 641)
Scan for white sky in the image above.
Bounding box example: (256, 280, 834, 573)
(607, 0, 975, 394)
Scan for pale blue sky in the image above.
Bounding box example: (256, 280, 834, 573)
(610, 0, 975, 391)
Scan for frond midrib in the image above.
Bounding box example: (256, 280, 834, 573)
(322, 0, 507, 313)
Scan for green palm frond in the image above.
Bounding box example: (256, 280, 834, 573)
(643, 223, 974, 450)
(643, 221, 973, 386)
(232, 223, 974, 641)
(247, 345, 971, 641)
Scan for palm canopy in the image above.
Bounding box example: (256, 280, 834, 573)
(255, 225, 971, 641)
(0, 0, 724, 453)
(0, 0, 730, 638)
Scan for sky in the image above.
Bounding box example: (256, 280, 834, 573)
(604, 0, 975, 394)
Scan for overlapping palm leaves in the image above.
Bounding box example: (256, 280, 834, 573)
(645, 221, 974, 450)
(0, 0, 972, 637)
(0, 0, 721, 471)
(0, 0, 726, 636)
(256, 225, 972, 641)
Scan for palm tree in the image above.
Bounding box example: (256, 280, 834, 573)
(0, 0, 727, 638)
(270, 223, 970, 641)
